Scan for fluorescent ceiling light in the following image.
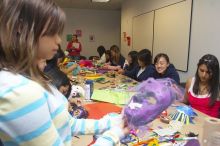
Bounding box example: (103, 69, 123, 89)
(91, 0, 110, 2)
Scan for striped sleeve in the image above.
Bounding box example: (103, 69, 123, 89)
(0, 79, 64, 146)
(91, 127, 124, 146)
(70, 113, 123, 136)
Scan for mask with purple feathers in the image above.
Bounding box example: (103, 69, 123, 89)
(123, 78, 184, 129)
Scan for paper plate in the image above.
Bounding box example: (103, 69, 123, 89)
(84, 76, 102, 80)
(84, 73, 102, 80)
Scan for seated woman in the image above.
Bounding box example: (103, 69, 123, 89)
(118, 50, 138, 74)
(46, 67, 72, 98)
(153, 53, 180, 84)
(44, 46, 78, 75)
(96, 45, 106, 64)
(103, 45, 125, 70)
(37, 58, 72, 98)
(123, 49, 154, 82)
(183, 54, 220, 118)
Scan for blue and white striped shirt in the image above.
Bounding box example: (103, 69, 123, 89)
(0, 71, 124, 146)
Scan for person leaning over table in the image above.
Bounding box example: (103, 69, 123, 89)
(118, 50, 138, 74)
(96, 45, 107, 64)
(44, 45, 79, 75)
(123, 49, 154, 82)
(0, 0, 129, 145)
(103, 45, 126, 71)
(183, 54, 220, 118)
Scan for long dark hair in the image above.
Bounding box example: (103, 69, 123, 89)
(193, 54, 219, 106)
(97, 45, 106, 57)
(154, 53, 170, 64)
(126, 51, 138, 71)
(137, 49, 152, 66)
(110, 45, 121, 64)
(46, 67, 71, 98)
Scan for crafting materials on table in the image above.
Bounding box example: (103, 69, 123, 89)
(66, 62, 81, 76)
(169, 106, 197, 124)
(84, 73, 102, 80)
(69, 104, 88, 119)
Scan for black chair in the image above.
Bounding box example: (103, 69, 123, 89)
(89, 56, 99, 60)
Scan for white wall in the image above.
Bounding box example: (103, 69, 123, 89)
(121, 0, 220, 82)
(61, 8, 121, 58)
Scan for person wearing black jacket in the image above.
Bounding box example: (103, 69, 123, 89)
(109, 45, 125, 69)
(118, 50, 138, 74)
(153, 53, 180, 83)
(124, 51, 138, 71)
(124, 49, 154, 82)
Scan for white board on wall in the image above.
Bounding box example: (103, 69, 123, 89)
(153, 0, 192, 71)
(132, 12, 154, 52)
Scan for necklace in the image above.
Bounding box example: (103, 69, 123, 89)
(198, 85, 209, 95)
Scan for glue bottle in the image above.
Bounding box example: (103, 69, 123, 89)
(84, 80, 94, 101)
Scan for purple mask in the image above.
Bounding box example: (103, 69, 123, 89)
(124, 78, 182, 128)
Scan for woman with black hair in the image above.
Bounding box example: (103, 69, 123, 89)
(46, 67, 72, 98)
(183, 54, 220, 118)
(97, 45, 107, 64)
(124, 51, 138, 71)
(153, 53, 180, 84)
(123, 49, 154, 82)
(44, 45, 78, 75)
(118, 51, 138, 74)
(37, 58, 71, 98)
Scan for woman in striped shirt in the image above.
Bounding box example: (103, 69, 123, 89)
(0, 0, 127, 145)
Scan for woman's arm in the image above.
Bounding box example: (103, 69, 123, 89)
(91, 127, 125, 146)
(182, 78, 192, 104)
(123, 66, 138, 80)
(70, 113, 124, 136)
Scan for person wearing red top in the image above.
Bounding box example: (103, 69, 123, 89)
(66, 34, 82, 60)
(183, 54, 220, 118)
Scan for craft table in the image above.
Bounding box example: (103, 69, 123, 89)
(70, 73, 207, 146)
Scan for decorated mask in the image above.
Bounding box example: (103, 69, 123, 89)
(124, 78, 183, 128)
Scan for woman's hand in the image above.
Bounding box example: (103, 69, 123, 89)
(68, 97, 83, 106)
(118, 69, 125, 74)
